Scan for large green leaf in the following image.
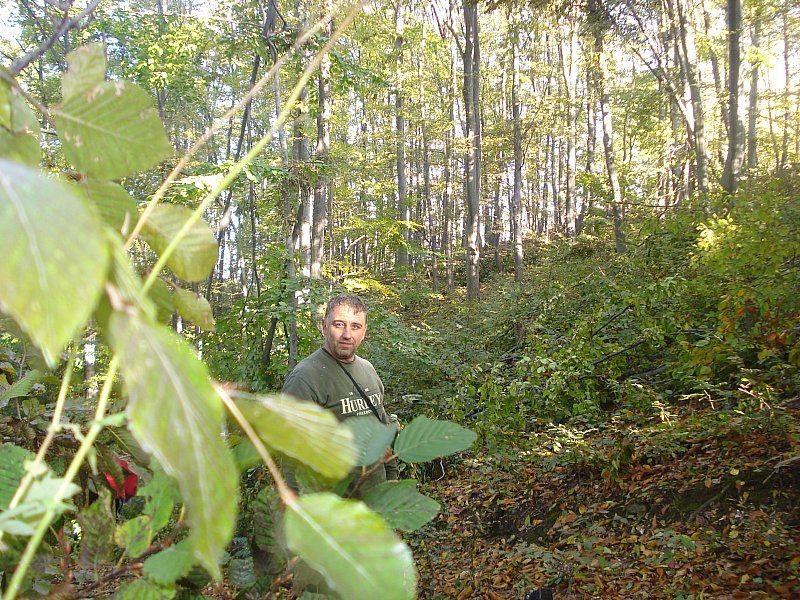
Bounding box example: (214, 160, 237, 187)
(173, 288, 215, 331)
(52, 81, 172, 179)
(0, 368, 43, 409)
(0, 79, 41, 166)
(77, 489, 116, 569)
(0, 159, 109, 367)
(393, 416, 476, 464)
(362, 480, 440, 532)
(109, 313, 238, 578)
(285, 493, 416, 600)
(147, 277, 174, 323)
(112, 577, 176, 600)
(143, 539, 196, 585)
(62, 44, 106, 101)
(140, 204, 218, 282)
(0, 443, 33, 509)
(78, 179, 138, 235)
(139, 469, 181, 532)
(345, 417, 397, 467)
(236, 393, 355, 481)
(0, 471, 81, 536)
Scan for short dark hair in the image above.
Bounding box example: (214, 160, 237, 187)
(325, 293, 368, 324)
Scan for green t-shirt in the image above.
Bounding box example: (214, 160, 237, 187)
(282, 348, 399, 492)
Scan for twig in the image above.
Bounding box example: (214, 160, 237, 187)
(592, 338, 645, 366)
(10, 0, 103, 76)
(590, 303, 633, 338)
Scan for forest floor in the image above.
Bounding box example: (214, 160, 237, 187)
(408, 401, 800, 599)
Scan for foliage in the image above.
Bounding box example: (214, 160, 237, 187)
(0, 43, 475, 600)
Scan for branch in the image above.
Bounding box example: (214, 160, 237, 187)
(10, 0, 103, 76)
(592, 338, 645, 366)
(589, 303, 633, 338)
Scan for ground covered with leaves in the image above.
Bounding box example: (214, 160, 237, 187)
(409, 402, 800, 599)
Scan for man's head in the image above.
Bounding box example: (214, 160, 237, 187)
(322, 293, 368, 362)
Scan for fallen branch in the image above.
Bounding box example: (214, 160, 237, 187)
(592, 338, 645, 366)
(590, 303, 633, 338)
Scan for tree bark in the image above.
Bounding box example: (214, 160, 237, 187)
(463, 0, 481, 301)
(395, 1, 409, 272)
(590, 0, 626, 253)
(721, 0, 745, 195)
(746, 13, 760, 170)
(511, 13, 524, 283)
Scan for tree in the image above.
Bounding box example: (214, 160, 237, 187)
(721, 0, 745, 195)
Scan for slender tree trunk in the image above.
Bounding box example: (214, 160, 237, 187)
(311, 0, 331, 279)
(560, 10, 578, 236)
(395, 1, 409, 271)
(463, 0, 481, 301)
(746, 13, 760, 170)
(578, 73, 596, 233)
(511, 14, 524, 283)
(590, 0, 626, 253)
(780, 7, 790, 170)
(721, 0, 745, 195)
(675, 0, 710, 197)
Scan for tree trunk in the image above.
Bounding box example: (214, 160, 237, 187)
(511, 14, 524, 283)
(746, 13, 760, 170)
(311, 0, 331, 279)
(674, 0, 710, 198)
(590, 0, 626, 253)
(463, 1, 481, 301)
(395, 1, 409, 272)
(721, 0, 744, 195)
(560, 9, 578, 236)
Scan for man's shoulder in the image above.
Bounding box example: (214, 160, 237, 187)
(287, 349, 330, 378)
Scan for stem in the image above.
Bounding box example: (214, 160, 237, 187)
(3, 357, 119, 600)
(214, 384, 294, 504)
(0, 346, 77, 534)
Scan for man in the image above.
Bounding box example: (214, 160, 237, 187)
(282, 293, 399, 495)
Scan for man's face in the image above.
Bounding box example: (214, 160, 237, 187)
(322, 304, 367, 362)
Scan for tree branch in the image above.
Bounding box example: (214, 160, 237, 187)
(10, 0, 103, 76)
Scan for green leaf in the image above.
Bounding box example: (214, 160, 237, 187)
(147, 277, 174, 323)
(78, 179, 138, 235)
(0, 470, 81, 536)
(285, 493, 416, 600)
(52, 81, 172, 179)
(0, 444, 34, 509)
(77, 488, 116, 569)
(112, 577, 176, 600)
(140, 204, 218, 282)
(109, 313, 238, 578)
(173, 288, 215, 331)
(236, 393, 355, 481)
(62, 44, 106, 101)
(0, 369, 44, 409)
(0, 79, 41, 166)
(394, 416, 476, 463)
(139, 469, 181, 532)
(228, 555, 257, 590)
(143, 539, 196, 585)
(0, 159, 110, 367)
(345, 417, 397, 467)
(114, 515, 152, 557)
(362, 480, 440, 532)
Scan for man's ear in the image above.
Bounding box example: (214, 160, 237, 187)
(317, 318, 326, 336)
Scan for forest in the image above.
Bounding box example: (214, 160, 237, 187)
(0, 0, 799, 597)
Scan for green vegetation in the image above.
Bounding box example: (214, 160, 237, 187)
(1, 0, 799, 597)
